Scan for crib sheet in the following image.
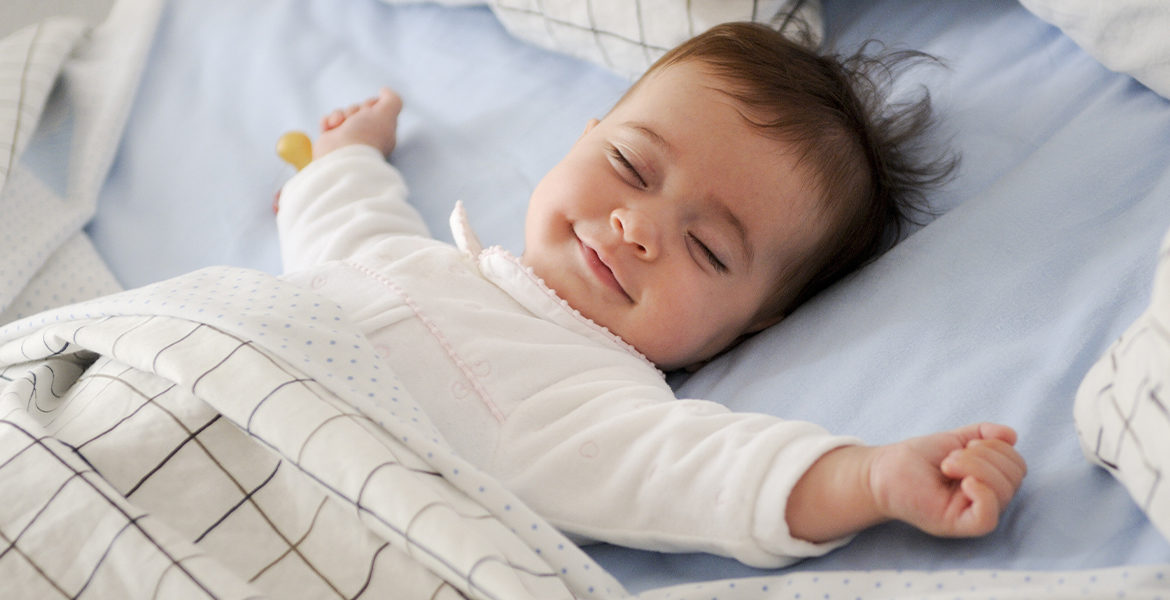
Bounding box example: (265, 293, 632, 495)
(81, 0, 1170, 594)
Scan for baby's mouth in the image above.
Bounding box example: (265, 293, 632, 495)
(579, 239, 633, 302)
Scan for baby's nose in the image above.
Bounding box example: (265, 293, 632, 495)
(610, 208, 659, 260)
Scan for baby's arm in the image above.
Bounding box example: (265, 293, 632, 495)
(786, 422, 1026, 542)
(277, 87, 431, 272)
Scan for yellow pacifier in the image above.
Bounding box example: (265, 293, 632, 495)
(276, 131, 313, 171)
(273, 131, 313, 214)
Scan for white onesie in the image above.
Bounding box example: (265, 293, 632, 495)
(276, 145, 857, 568)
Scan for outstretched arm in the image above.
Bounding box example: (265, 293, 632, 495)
(786, 422, 1026, 542)
(277, 87, 431, 272)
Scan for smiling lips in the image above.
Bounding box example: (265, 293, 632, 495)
(579, 238, 632, 301)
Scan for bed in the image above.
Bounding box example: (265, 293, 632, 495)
(2, 0, 1169, 597)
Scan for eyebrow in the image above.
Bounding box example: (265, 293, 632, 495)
(622, 121, 671, 155)
(623, 121, 754, 269)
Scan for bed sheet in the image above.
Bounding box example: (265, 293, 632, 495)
(82, 0, 1170, 595)
(88, 0, 623, 288)
(647, 0, 1170, 589)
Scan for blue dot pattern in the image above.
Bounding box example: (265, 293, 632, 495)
(0, 16, 133, 326)
(635, 568, 1169, 600)
(0, 266, 622, 599)
(4, 267, 1166, 599)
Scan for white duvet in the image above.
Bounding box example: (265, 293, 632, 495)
(1019, 0, 1170, 98)
(0, 0, 149, 324)
(1076, 228, 1170, 544)
(0, 265, 612, 599)
(389, 0, 1170, 95)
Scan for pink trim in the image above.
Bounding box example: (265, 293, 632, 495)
(480, 247, 662, 376)
(342, 260, 506, 422)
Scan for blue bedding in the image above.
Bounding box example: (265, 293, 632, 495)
(87, 0, 1170, 593)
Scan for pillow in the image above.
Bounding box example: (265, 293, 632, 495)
(1075, 226, 1170, 544)
(1019, 0, 1170, 99)
(379, 0, 824, 79)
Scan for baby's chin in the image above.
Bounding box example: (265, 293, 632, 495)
(517, 251, 707, 371)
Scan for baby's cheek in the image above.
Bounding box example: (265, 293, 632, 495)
(635, 308, 722, 369)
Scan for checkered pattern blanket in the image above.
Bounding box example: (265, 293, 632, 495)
(378, 0, 823, 78)
(1075, 227, 1170, 544)
(0, 0, 155, 325)
(0, 266, 622, 599)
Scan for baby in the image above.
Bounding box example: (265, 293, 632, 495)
(277, 23, 1025, 567)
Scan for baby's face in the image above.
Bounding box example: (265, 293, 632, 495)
(522, 61, 826, 370)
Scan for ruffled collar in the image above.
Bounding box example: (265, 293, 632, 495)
(449, 203, 662, 377)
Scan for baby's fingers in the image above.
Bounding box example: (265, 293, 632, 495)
(941, 440, 1026, 506)
(953, 476, 1001, 536)
(371, 87, 404, 116)
(975, 422, 1017, 446)
(321, 109, 347, 132)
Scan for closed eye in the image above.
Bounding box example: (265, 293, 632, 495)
(607, 145, 647, 188)
(688, 233, 727, 273)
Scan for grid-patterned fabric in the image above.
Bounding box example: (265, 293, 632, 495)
(0, 19, 82, 191)
(3, 265, 1167, 600)
(0, 266, 624, 599)
(379, 0, 823, 79)
(1076, 228, 1170, 543)
(0, 18, 95, 321)
(0, 1, 157, 325)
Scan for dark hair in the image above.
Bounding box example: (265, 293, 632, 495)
(629, 22, 957, 319)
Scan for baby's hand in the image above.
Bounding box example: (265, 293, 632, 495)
(870, 422, 1026, 537)
(314, 87, 403, 159)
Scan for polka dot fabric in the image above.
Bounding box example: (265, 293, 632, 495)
(639, 567, 1168, 600)
(3, 265, 1164, 599)
(2, 3, 159, 327)
(0, 233, 121, 324)
(0, 266, 622, 599)
(0, 19, 92, 320)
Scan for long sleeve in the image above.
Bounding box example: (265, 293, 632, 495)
(275, 145, 860, 568)
(491, 366, 861, 568)
(276, 145, 432, 273)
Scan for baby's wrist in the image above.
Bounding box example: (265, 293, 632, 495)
(787, 445, 886, 542)
(314, 140, 370, 160)
(844, 445, 888, 526)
